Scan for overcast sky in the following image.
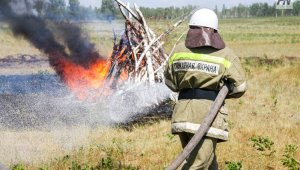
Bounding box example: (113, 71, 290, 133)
(79, 0, 275, 9)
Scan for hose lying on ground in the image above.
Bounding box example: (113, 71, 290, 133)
(166, 85, 229, 170)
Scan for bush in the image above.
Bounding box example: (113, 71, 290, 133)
(11, 164, 25, 170)
(281, 144, 300, 170)
(250, 136, 276, 156)
(225, 161, 242, 170)
(250, 136, 274, 151)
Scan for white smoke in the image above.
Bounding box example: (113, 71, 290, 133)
(105, 83, 171, 123)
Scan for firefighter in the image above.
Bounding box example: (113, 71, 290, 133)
(164, 8, 247, 169)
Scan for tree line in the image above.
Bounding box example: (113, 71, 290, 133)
(218, 2, 300, 18)
(3, 0, 300, 21)
(31, 0, 196, 21)
(32, 0, 117, 21)
(139, 6, 196, 20)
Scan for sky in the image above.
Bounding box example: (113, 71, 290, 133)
(79, 0, 275, 9)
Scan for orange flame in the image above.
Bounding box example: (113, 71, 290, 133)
(58, 58, 110, 99)
(51, 47, 131, 100)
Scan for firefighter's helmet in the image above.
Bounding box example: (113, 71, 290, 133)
(189, 9, 218, 30)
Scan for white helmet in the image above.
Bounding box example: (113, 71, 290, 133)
(189, 9, 218, 30)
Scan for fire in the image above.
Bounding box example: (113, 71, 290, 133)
(36, 32, 137, 100)
(51, 47, 131, 100)
(58, 57, 111, 99)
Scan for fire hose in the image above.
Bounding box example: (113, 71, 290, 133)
(166, 85, 229, 170)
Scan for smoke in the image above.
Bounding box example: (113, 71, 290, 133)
(0, 0, 104, 69)
(56, 23, 101, 66)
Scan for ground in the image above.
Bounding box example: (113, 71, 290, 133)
(0, 17, 299, 169)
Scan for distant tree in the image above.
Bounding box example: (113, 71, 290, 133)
(214, 5, 219, 16)
(138, 6, 195, 20)
(82, 6, 96, 20)
(250, 3, 263, 16)
(221, 4, 226, 18)
(249, 3, 259, 16)
(236, 4, 247, 18)
(33, 0, 45, 16)
(268, 3, 276, 17)
(293, 1, 300, 16)
(45, 0, 66, 20)
(68, 0, 80, 19)
(262, 3, 269, 16)
(101, 0, 117, 21)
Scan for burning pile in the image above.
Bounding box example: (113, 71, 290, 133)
(59, 0, 172, 97)
(62, 0, 171, 97)
(106, 0, 168, 90)
(105, 0, 191, 92)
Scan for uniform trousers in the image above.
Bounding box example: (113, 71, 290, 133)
(178, 133, 218, 170)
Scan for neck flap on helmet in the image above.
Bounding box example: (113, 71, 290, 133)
(185, 27, 225, 50)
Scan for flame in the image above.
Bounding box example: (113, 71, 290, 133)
(50, 47, 131, 100)
(58, 57, 110, 99)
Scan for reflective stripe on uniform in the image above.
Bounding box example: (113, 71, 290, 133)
(172, 122, 229, 140)
(173, 60, 220, 75)
(169, 53, 232, 68)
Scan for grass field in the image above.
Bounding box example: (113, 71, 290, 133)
(0, 17, 300, 169)
(1, 17, 300, 59)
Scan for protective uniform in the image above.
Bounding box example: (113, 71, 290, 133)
(164, 9, 247, 170)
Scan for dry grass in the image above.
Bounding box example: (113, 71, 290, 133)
(217, 59, 300, 169)
(0, 23, 42, 58)
(0, 126, 90, 165)
(3, 121, 181, 169)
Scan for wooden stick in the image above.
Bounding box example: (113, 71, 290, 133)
(114, 0, 141, 22)
(113, 0, 194, 86)
(167, 28, 187, 58)
(118, 4, 129, 20)
(135, 17, 187, 70)
(154, 29, 186, 74)
(135, 38, 157, 70)
(134, 4, 153, 41)
(152, 42, 164, 54)
(166, 86, 229, 170)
